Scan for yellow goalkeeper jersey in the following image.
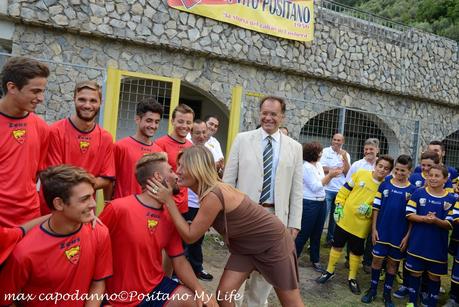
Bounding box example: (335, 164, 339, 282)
(336, 169, 383, 239)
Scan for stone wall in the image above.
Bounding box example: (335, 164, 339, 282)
(4, 0, 458, 106)
(9, 25, 459, 156)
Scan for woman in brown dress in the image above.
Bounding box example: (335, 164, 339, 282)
(147, 145, 304, 307)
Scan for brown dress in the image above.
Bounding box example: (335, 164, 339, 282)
(210, 185, 299, 290)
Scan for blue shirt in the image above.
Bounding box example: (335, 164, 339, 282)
(409, 172, 453, 191)
(406, 188, 457, 263)
(413, 165, 458, 184)
(373, 179, 416, 248)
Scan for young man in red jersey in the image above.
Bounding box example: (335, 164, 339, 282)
(99, 153, 216, 307)
(155, 104, 194, 214)
(0, 56, 50, 227)
(0, 165, 113, 307)
(43, 81, 115, 214)
(113, 98, 163, 199)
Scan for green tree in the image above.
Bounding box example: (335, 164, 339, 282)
(333, 0, 459, 41)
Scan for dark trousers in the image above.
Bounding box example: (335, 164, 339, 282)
(182, 207, 204, 273)
(325, 190, 338, 242)
(295, 198, 327, 263)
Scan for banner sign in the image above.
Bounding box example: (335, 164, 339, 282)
(168, 0, 314, 42)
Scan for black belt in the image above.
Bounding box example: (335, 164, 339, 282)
(259, 203, 274, 208)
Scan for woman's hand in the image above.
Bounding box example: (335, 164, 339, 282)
(146, 178, 174, 204)
(329, 168, 343, 178)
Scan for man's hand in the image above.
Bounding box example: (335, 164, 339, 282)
(91, 216, 104, 229)
(424, 212, 436, 224)
(216, 158, 225, 170)
(288, 227, 299, 240)
(400, 235, 409, 252)
(371, 229, 379, 245)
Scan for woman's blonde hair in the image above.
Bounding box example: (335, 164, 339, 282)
(177, 145, 219, 199)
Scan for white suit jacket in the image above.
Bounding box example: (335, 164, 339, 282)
(223, 128, 303, 229)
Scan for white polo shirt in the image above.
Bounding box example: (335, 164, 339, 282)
(320, 146, 351, 192)
(205, 136, 224, 162)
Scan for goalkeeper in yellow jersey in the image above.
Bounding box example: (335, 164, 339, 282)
(317, 155, 394, 295)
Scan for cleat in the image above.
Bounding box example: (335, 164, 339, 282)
(312, 262, 326, 273)
(383, 294, 395, 307)
(349, 279, 361, 295)
(393, 286, 409, 299)
(361, 289, 377, 303)
(316, 271, 335, 284)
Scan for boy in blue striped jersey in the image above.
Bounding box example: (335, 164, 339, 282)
(409, 151, 454, 192)
(361, 155, 416, 307)
(405, 165, 458, 307)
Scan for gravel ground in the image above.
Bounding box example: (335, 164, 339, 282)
(199, 233, 453, 307)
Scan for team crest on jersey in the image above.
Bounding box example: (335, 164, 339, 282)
(64, 245, 80, 264)
(419, 198, 427, 206)
(79, 141, 90, 153)
(359, 181, 365, 187)
(147, 219, 159, 234)
(383, 189, 389, 197)
(444, 202, 452, 211)
(415, 180, 422, 188)
(12, 129, 26, 144)
(405, 193, 411, 200)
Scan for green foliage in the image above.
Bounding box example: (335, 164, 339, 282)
(333, 0, 459, 41)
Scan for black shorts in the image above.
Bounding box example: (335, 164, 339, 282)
(332, 225, 365, 256)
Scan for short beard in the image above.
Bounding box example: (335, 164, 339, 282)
(162, 179, 180, 195)
(172, 185, 180, 195)
(76, 108, 99, 122)
(140, 128, 155, 139)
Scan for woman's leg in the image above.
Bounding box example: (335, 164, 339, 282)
(273, 287, 304, 307)
(309, 200, 327, 263)
(294, 199, 316, 257)
(217, 269, 251, 307)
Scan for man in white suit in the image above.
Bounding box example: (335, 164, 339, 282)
(223, 96, 303, 307)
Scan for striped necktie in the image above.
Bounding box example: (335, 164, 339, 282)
(259, 136, 273, 203)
